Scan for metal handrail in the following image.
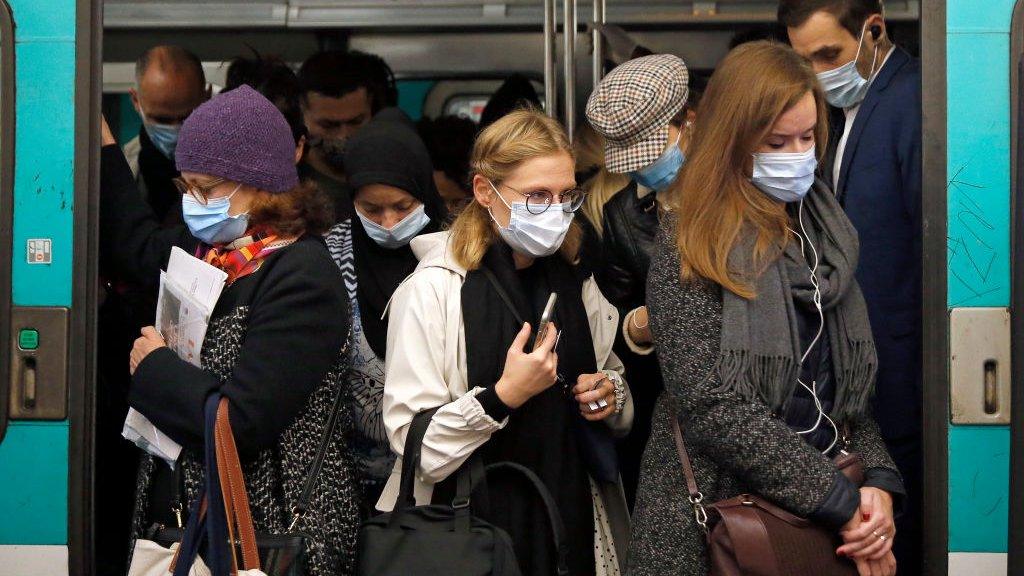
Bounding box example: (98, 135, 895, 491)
(562, 0, 576, 139)
(592, 0, 605, 90)
(543, 0, 557, 117)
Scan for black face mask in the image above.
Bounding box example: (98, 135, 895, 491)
(309, 135, 348, 170)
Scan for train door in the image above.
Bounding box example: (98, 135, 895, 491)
(95, 2, 932, 574)
(931, 0, 1023, 573)
(0, 0, 99, 575)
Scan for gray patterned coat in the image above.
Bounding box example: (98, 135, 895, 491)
(626, 232, 901, 576)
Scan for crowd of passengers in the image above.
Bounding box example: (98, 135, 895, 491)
(96, 1, 922, 575)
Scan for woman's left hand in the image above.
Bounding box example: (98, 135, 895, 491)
(573, 373, 616, 421)
(838, 487, 896, 560)
(130, 326, 167, 375)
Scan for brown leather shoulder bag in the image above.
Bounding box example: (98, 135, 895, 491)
(670, 414, 861, 576)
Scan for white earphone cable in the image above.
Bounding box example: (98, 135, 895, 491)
(787, 199, 839, 455)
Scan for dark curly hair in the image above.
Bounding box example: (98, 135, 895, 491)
(298, 50, 397, 113)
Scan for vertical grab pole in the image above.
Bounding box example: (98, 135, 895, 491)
(592, 0, 606, 90)
(543, 0, 557, 118)
(563, 0, 577, 139)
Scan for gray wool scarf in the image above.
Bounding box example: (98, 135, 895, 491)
(715, 180, 876, 421)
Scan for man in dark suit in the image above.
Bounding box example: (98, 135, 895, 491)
(780, 1, 922, 573)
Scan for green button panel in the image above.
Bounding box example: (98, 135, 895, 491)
(18, 329, 39, 350)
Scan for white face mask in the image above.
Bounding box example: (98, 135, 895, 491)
(750, 146, 818, 203)
(816, 22, 880, 109)
(487, 181, 574, 258)
(356, 204, 431, 249)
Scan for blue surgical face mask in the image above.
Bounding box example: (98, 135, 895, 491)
(816, 23, 880, 109)
(139, 104, 182, 159)
(145, 122, 181, 159)
(750, 146, 817, 203)
(357, 203, 431, 249)
(630, 131, 684, 192)
(182, 184, 250, 245)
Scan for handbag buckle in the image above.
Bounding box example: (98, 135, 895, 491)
(688, 491, 709, 533)
(451, 496, 471, 510)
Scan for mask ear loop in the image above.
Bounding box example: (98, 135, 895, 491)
(788, 198, 840, 455)
(486, 179, 517, 230)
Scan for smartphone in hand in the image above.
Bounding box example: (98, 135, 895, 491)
(533, 293, 558, 352)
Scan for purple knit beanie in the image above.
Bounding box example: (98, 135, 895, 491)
(175, 84, 298, 193)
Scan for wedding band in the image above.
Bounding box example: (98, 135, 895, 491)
(879, 534, 888, 542)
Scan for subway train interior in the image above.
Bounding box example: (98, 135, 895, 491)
(0, 0, 1021, 574)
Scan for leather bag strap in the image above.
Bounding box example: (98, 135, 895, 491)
(669, 411, 711, 532)
(215, 398, 262, 572)
(670, 412, 702, 501)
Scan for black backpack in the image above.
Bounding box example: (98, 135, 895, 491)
(356, 407, 570, 576)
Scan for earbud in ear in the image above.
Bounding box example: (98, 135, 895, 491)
(870, 24, 882, 40)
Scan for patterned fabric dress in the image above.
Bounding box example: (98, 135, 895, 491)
(130, 309, 361, 576)
(324, 219, 396, 511)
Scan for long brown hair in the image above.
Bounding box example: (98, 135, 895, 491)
(449, 108, 580, 270)
(669, 41, 827, 298)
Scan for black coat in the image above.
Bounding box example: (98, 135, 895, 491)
(100, 145, 361, 574)
(597, 181, 658, 312)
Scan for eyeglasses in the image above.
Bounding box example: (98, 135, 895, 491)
(173, 177, 226, 205)
(495, 183, 587, 215)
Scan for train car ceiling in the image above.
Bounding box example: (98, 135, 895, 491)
(103, 0, 921, 29)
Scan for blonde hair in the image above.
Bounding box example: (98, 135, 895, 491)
(573, 123, 630, 239)
(449, 108, 580, 270)
(670, 41, 828, 298)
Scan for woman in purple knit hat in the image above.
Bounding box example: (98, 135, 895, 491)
(100, 85, 360, 575)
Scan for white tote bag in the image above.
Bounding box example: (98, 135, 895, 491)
(127, 538, 212, 576)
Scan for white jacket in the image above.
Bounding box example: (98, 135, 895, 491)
(377, 231, 633, 511)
